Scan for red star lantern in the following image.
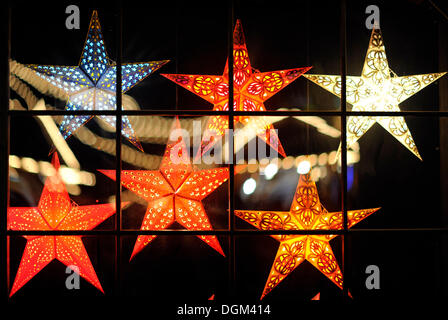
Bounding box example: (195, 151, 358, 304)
(100, 118, 229, 260)
(235, 173, 380, 299)
(162, 20, 311, 158)
(8, 153, 120, 297)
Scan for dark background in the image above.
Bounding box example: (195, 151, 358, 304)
(6, 0, 448, 307)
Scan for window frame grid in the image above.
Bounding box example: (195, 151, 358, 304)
(2, 0, 448, 302)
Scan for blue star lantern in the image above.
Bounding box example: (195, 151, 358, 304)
(28, 10, 169, 151)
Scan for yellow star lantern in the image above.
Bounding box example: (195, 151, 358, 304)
(235, 173, 380, 299)
(304, 28, 446, 160)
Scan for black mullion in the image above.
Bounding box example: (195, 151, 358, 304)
(1, 2, 11, 302)
(114, 0, 123, 297)
(6, 228, 448, 236)
(8, 110, 448, 116)
(340, 0, 349, 300)
(227, 0, 235, 299)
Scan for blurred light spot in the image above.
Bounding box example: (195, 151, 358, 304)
(243, 178, 257, 195)
(347, 151, 360, 165)
(309, 154, 317, 167)
(319, 166, 328, 179)
(247, 163, 258, 173)
(328, 151, 338, 165)
(59, 167, 81, 185)
(282, 156, 294, 170)
(347, 165, 354, 190)
(22, 157, 39, 173)
(297, 160, 311, 174)
(39, 161, 56, 177)
(9, 155, 21, 169)
(264, 163, 278, 180)
(318, 153, 328, 166)
(311, 167, 320, 181)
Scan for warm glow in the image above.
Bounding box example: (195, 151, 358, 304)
(297, 160, 311, 174)
(235, 173, 380, 299)
(242, 178, 257, 195)
(7, 153, 121, 297)
(99, 118, 229, 260)
(304, 28, 446, 160)
(263, 163, 278, 180)
(162, 20, 311, 159)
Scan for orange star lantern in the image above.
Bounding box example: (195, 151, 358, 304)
(162, 20, 311, 158)
(235, 173, 380, 299)
(8, 153, 120, 297)
(100, 118, 229, 260)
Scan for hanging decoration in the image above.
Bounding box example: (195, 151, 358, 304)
(100, 118, 229, 260)
(235, 173, 380, 299)
(304, 28, 446, 160)
(8, 153, 120, 296)
(162, 20, 311, 158)
(28, 10, 169, 151)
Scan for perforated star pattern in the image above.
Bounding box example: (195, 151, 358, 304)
(235, 173, 380, 299)
(304, 28, 446, 160)
(162, 20, 311, 158)
(100, 118, 229, 260)
(28, 10, 169, 151)
(8, 153, 121, 296)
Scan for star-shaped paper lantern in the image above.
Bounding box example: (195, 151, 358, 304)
(100, 118, 229, 260)
(162, 20, 311, 158)
(304, 28, 446, 160)
(28, 10, 169, 151)
(8, 153, 121, 297)
(235, 173, 380, 299)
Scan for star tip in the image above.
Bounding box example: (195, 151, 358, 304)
(51, 152, 61, 170)
(97, 169, 116, 180)
(48, 146, 57, 156)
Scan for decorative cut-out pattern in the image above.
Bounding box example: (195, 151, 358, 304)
(235, 173, 380, 299)
(100, 118, 229, 260)
(8, 153, 121, 296)
(163, 20, 311, 158)
(28, 10, 169, 151)
(304, 28, 446, 160)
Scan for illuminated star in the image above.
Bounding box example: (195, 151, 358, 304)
(162, 20, 311, 158)
(235, 173, 380, 299)
(28, 10, 169, 151)
(100, 118, 229, 260)
(304, 28, 446, 160)
(8, 153, 122, 296)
